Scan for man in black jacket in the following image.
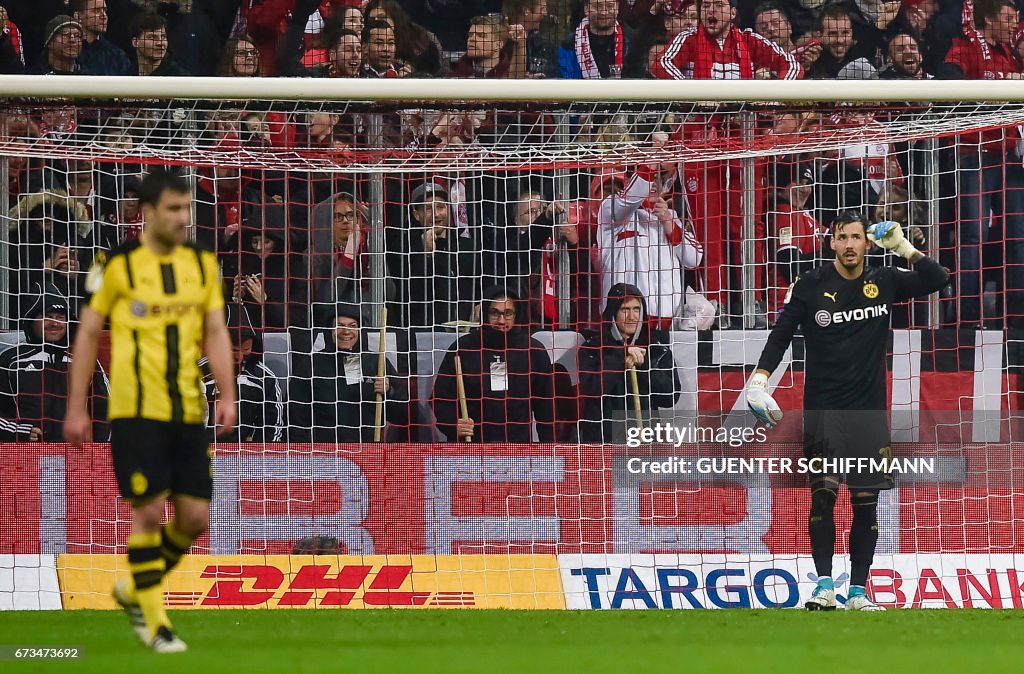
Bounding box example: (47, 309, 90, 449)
(289, 304, 410, 443)
(0, 283, 109, 442)
(203, 318, 284, 443)
(432, 286, 555, 442)
(577, 283, 679, 443)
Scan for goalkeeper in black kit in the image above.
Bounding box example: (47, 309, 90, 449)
(745, 212, 949, 611)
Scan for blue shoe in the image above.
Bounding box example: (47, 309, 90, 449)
(805, 577, 837, 611)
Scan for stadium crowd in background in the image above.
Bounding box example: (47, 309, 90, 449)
(0, 0, 1001, 441)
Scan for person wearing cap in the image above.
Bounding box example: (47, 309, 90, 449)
(289, 304, 410, 443)
(0, 282, 109, 442)
(202, 313, 284, 443)
(406, 180, 482, 329)
(577, 283, 680, 443)
(28, 14, 83, 75)
(432, 287, 555, 443)
(768, 161, 828, 315)
(72, 0, 131, 76)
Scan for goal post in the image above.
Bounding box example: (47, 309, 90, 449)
(3, 77, 1024, 610)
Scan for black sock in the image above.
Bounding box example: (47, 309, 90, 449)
(849, 491, 879, 587)
(808, 487, 838, 578)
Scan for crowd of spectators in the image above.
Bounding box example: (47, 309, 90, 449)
(2, 0, 1021, 442)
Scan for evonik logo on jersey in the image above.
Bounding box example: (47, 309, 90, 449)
(815, 304, 889, 327)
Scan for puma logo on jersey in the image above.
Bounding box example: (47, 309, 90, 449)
(823, 292, 837, 303)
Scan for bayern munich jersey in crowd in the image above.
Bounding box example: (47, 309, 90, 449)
(652, 25, 801, 81)
(596, 166, 703, 322)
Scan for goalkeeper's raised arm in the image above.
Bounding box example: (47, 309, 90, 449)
(746, 213, 950, 424)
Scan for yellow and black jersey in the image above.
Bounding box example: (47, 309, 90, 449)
(86, 238, 224, 424)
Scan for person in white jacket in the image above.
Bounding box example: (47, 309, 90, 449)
(594, 160, 715, 330)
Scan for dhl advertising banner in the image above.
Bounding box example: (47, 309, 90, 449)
(58, 554, 565, 610)
(559, 554, 1024, 610)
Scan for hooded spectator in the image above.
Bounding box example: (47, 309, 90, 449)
(9, 190, 113, 318)
(577, 283, 680, 443)
(289, 303, 410, 443)
(203, 312, 284, 443)
(433, 286, 556, 443)
(0, 282, 109, 442)
(223, 210, 310, 331)
(309, 192, 394, 327)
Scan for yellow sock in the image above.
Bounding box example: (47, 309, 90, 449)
(127, 531, 170, 638)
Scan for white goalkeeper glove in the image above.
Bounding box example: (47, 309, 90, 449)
(745, 372, 783, 428)
(867, 221, 918, 260)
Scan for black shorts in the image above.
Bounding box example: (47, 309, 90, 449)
(803, 409, 893, 491)
(110, 418, 212, 503)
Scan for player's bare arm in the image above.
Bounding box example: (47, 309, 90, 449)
(203, 307, 237, 437)
(64, 306, 106, 447)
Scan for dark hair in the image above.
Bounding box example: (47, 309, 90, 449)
(132, 12, 166, 39)
(974, 0, 1015, 29)
(752, 1, 789, 23)
(324, 27, 361, 53)
(503, 0, 544, 19)
(216, 34, 261, 77)
(886, 31, 921, 54)
(831, 210, 866, 234)
(362, 19, 394, 43)
(138, 169, 189, 206)
(365, 0, 432, 59)
(69, 0, 94, 15)
(818, 2, 852, 28)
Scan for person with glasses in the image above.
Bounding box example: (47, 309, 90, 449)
(29, 15, 83, 75)
(71, 0, 130, 76)
(432, 287, 556, 443)
(577, 283, 680, 443)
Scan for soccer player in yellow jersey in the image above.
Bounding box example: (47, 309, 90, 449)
(66, 170, 237, 653)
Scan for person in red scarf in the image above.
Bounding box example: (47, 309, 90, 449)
(651, 0, 800, 327)
(940, 0, 1024, 328)
(559, 0, 636, 78)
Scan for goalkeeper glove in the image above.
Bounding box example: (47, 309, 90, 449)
(745, 372, 783, 428)
(867, 221, 918, 260)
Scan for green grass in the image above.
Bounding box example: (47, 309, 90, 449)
(3, 609, 1024, 673)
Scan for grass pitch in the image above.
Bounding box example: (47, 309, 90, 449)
(2, 609, 1023, 673)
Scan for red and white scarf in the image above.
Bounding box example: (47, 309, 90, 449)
(692, 25, 753, 79)
(962, 0, 991, 61)
(574, 17, 624, 79)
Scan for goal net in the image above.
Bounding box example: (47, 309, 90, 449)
(3, 79, 1024, 611)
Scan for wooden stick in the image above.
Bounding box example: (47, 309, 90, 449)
(455, 355, 471, 442)
(629, 365, 642, 428)
(373, 307, 388, 442)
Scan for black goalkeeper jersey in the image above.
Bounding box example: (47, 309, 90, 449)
(756, 258, 949, 411)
